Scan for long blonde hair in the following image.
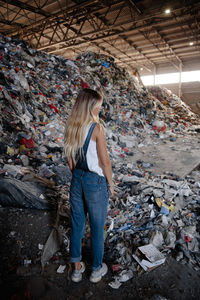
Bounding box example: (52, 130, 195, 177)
(64, 88, 103, 164)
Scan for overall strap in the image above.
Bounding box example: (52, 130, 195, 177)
(83, 122, 97, 155)
(75, 122, 97, 171)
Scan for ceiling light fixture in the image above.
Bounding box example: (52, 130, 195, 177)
(165, 8, 171, 14)
(189, 42, 194, 46)
(140, 67, 143, 71)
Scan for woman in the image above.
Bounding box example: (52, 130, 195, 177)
(64, 88, 114, 283)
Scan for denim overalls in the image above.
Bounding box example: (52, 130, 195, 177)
(69, 123, 109, 271)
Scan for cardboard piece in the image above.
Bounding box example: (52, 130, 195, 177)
(132, 243, 166, 271)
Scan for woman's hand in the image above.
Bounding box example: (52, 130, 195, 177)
(109, 185, 115, 198)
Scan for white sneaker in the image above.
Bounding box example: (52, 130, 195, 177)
(90, 263, 108, 283)
(71, 262, 85, 282)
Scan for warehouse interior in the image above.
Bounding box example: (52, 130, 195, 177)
(0, 1, 200, 299)
(1, 0, 200, 113)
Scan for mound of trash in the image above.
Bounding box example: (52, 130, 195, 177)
(0, 33, 200, 286)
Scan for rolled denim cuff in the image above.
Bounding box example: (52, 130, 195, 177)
(92, 264, 102, 271)
(69, 256, 82, 263)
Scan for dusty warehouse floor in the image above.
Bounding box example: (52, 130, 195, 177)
(0, 207, 200, 300)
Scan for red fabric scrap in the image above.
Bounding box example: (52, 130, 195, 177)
(112, 264, 121, 272)
(158, 124, 167, 132)
(184, 234, 192, 243)
(20, 137, 34, 149)
(48, 104, 59, 113)
(81, 79, 90, 89)
(30, 71, 36, 76)
(153, 125, 167, 132)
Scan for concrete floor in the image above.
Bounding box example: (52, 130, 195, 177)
(129, 135, 200, 178)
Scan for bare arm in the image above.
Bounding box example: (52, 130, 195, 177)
(67, 157, 75, 172)
(95, 124, 114, 196)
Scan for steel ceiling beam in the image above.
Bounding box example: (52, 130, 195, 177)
(152, 27, 182, 63)
(45, 21, 199, 51)
(127, 0, 142, 15)
(45, 20, 199, 57)
(134, 32, 200, 49)
(36, 19, 173, 51)
(89, 40, 138, 72)
(72, 2, 153, 71)
(118, 33, 155, 66)
(36, 8, 200, 55)
(5, 0, 199, 40)
(89, 6, 155, 68)
(46, 29, 155, 70)
(0, 18, 23, 28)
(0, 0, 199, 72)
(5, 0, 111, 36)
(140, 30, 181, 70)
(116, 51, 200, 65)
(2, 0, 50, 17)
(127, 0, 183, 70)
(46, 1, 136, 71)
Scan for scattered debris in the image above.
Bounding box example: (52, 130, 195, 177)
(0, 33, 199, 292)
(132, 244, 166, 271)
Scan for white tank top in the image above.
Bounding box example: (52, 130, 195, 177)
(84, 125, 104, 177)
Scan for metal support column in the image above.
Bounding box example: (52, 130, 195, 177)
(153, 66, 156, 85)
(178, 62, 182, 98)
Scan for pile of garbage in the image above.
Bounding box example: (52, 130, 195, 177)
(148, 85, 199, 122)
(0, 33, 200, 287)
(104, 165, 200, 288)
